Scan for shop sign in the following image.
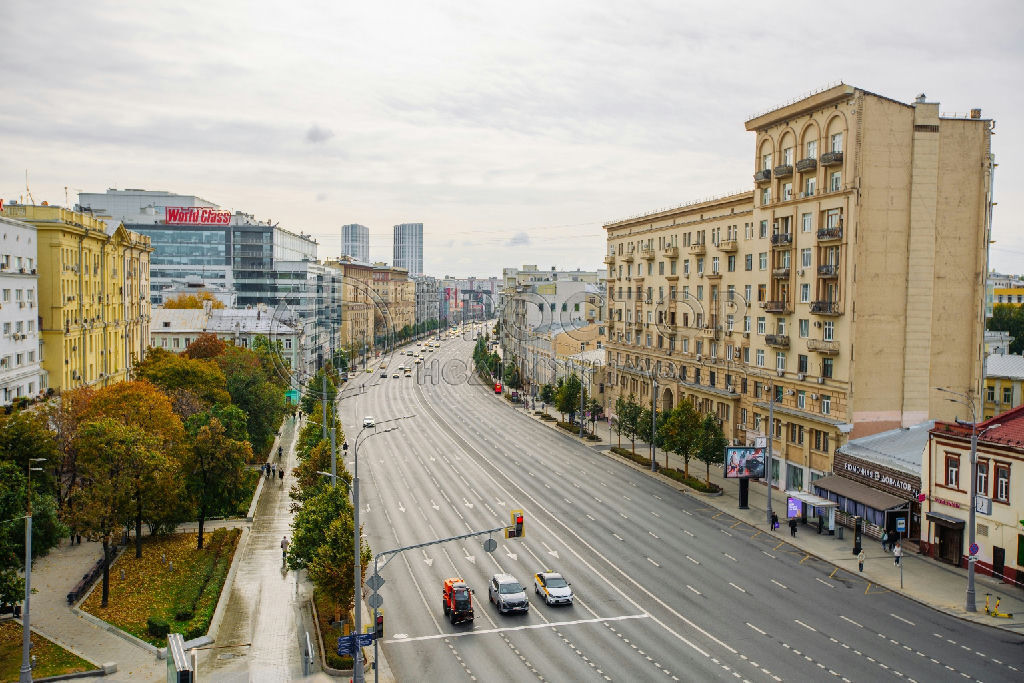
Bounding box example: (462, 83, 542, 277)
(934, 496, 961, 509)
(838, 457, 920, 497)
(165, 207, 232, 225)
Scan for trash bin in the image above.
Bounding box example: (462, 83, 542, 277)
(837, 526, 844, 540)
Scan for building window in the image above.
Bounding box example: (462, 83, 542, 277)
(830, 132, 843, 153)
(802, 213, 812, 233)
(759, 220, 768, 238)
(744, 254, 753, 271)
(995, 465, 1010, 502)
(759, 253, 768, 270)
(761, 188, 771, 205)
(727, 255, 736, 272)
(801, 248, 812, 268)
(659, 262, 664, 275)
(822, 357, 833, 378)
(798, 354, 808, 373)
(670, 260, 677, 275)
(830, 171, 841, 192)
(782, 183, 793, 201)
(976, 461, 989, 496)
(821, 395, 831, 415)
(799, 320, 809, 338)
(1003, 387, 1013, 404)
(800, 283, 810, 303)
(805, 177, 816, 197)
(756, 349, 765, 367)
(945, 454, 960, 489)
(987, 385, 995, 401)
(743, 347, 750, 363)
(757, 317, 766, 334)
(798, 390, 806, 409)
(745, 284, 752, 302)
(806, 139, 817, 158)
(743, 315, 751, 333)
(823, 321, 834, 342)
(776, 351, 786, 372)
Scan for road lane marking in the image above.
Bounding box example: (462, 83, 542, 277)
(723, 553, 737, 562)
(795, 620, 816, 632)
(385, 613, 650, 643)
(586, 513, 595, 521)
(770, 579, 787, 589)
(651, 511, 662, 518)
(891, 613, 915, 626)
(841, 616, 862, 628)
(647, 557, 660, 567)
(815, 577, 834, 588)
(763, 551, 776, 559)
(720, 529, 733, 537)
(686, 555, 700, 564)
(747, 623, 766, 636)
(649, 531, 659, 539)
(612, 533, 623, 541)
(683, 530, 694, 537)
(687, 585, 702, 596)
(729, 582, 746, 593)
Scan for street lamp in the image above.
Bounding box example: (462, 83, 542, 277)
(936, 386, 996, 613)
(20, 457, 46, 683)
(350, 416, 411, 682)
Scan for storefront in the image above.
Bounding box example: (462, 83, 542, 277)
(925, 509, 965, 566)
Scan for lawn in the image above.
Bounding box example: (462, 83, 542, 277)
(0, 620, 97, 682)
(80, 528, 240, 647)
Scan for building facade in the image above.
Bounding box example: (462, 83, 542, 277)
(393, 222, 423, 277)
(326, 259, 375, 367)
(414, 275, 440, 326)
(0, 216, 46, 403)
(983, 354, 1024, 419)
(603, 85, 994, 492)
(371, 265, 415, 343)
(1, 204, 152, 392)
(341, 224, 370, 263)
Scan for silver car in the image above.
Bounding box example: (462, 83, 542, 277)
(534, 571, 573, 606)
(488, 573, 529, 614)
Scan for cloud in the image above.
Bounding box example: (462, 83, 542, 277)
(506, 231, 530, 247)
(305, 124, 333, 144)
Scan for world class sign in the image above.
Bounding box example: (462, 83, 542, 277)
(165, 206, 232, 225)
(842, 461, 919, 496)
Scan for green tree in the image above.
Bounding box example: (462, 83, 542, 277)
(0, 410, 60, 495)
(659, 402, 701, 476)
(618, 394, 643, 454)
(638, 407, 669, 466)
(287, 485, 352, 570)
(301, 369, 338, 416)
(695, 414, 728, 484)
(185, 403, 250, 443)
(308, 515, 372, 615)
(182, 419, 252, 550)
(218, 346, 288, 457)
(555, 373, 582, 423)
(291, 439, 352, 502)
(134, 347, 231, 409)
(613, 396, 627, 448)
(121, 426, 171, 558)
(540, 383, 556, 405)
(987, 304, 1024, 355)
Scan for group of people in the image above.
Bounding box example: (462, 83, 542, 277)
(263, 462, 284, 481)
(881, 531, 903, 566)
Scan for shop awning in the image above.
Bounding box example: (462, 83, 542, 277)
(925, 511, 965, 529)
(812, 475, 907, 512)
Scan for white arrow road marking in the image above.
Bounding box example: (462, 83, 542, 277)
(504, 547, 518, 562)
(543, 483, 552, 489)
(619, 512, 628, 519)
(623, 495, 632, 501)
(430, 500, 440, 511)
(647, 557, 660, 567)
(687, 585, 702, 596)
(541, 541, 559, 559)
(564, 498, 573, 504)
(594, 497, 603, 503)
(364, 504, 371, 513)
(463, 498, 474, 509)
(463, 547, 475, 564)
(421, 550, 433, 567)
(496, 499, 505, 506)
(398, 502, 406, 513)
(654, 494, 663, 500)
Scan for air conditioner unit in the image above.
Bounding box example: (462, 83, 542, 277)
(726, 384, 733, 392)
(777, 370, 785, 377)
(810, 393, 819, 400)
(797, 269, 805, 276)
(797, 373, 805, 381)
(814, 321, 822, 328)
(742, 332, 750, 338)
(785, 389, 795, 396)
(696, 354, 702, 362)
(817, 377, 825, 384)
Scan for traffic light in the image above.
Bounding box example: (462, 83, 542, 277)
(506, 509, 525, 538)
(375, 613, 383, 640)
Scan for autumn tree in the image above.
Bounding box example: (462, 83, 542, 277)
(163, 291, 225, 309)
(184, 332, 226, 359)
(617, 394, 643, 454)
(68, 419, 137, 607)
(119, 427, 169, 558)
(0, 409, 60, 495)
(217, 345, 287, 456)
(290, 439, 351, 502)
(307, 515, 372, 616)
(185, 403, 250, 444)
(134, 347, 231, 409)
(48, 387, 96, 510)
(182, 418, 252, 550)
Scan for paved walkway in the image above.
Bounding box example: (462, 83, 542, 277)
(522, 399, 1024, 635)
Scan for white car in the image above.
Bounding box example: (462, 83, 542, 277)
(534, 572, 573, 606)
(362, 416, 375, 428)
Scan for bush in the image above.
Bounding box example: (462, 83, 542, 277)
(586, 434, 601, 441)
(184, 620, 206, 640)
(174, 605, 194, 621)
(147, 616, 170, 638)
(539, 414, 555, 421)
(660, 468, 722, 493)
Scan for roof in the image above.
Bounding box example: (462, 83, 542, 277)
(837, 421, 933, 476)
(812, 475, 907, 511)
(984, 354, 1024, 380)
(151, 307, 299, 336)
(151, 308, 209, 333)
(932, 401, 1024, 449)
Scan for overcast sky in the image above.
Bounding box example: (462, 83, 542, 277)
(1, 0, 1022, 278)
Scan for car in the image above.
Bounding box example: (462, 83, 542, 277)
(406, 350, 414, 356)
(488, 573, 528, 614)
(379, 363, 386, 369)
(365, 367, 373, 373)
(392, 372, 400, 378)
(380, 371, 388, 377)
(534, 572, 573, 606)
(414, 358, 422, 365)
(362, 416, 375, 428)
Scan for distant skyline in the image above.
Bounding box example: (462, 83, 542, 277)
(1, 1, 1022, 277)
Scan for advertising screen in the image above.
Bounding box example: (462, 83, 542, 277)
(724, 446, 765, 479)
(787, 497, 802, 519)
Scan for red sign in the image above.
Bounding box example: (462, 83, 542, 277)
(934, 496, 961, 509)
(165, 206, 231, 225)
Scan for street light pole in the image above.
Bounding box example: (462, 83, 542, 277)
(766, 378, 775, 528)
(20, 457, 45, 683)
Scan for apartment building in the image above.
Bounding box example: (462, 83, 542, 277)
(325, 258, 374, 364)
(0, 216, 46, 403)
(371, 265, 415, 343)
(604, 84, 994, 491)
(1, 204, 153, 391)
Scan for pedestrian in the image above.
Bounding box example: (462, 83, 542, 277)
(789, 518, 798, 537)
(279, 468, 284, 481)
(893, 542, 902, 567)
(271, 463, 277, 477)
(881, 530, 889, 552)
(281, 535, 290, 562)
(858, 549, 866, 572)
(771, 512, 779, 531)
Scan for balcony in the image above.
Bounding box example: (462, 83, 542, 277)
(765, 334, 790, 348)
(795, 157, 818, 173)
(770, 233, 793, 247)
(807, 339, 840, 354)
(772, 266, 790, 279)
(640, 247, 656, 260)
(604, 254, 616, 265)
(689, 243, 706, 256)
(810, 300, 841, 316)
(623, 252, 635, 262)
(820, 151, 844, 166)
(754, 169, 772, 183)
(718, 238, 738, 252)
(817, 225, 843, 241)
(664, 246, 679, 259)
(818, 264, 840, 278)
(705, 271, 722, 280)
(773, 164, 794, 178)
(698, 326, 720, 340)
(764, 300, 790, 314)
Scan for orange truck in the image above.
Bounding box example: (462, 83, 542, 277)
(442, 577, 474, 624)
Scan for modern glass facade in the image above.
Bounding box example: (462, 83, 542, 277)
(342, 224, 370, 262)
(393, 222, 423, 277)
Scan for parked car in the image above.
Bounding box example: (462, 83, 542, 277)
(488, 573, 528, 614)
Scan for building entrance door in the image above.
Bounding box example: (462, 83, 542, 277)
(937, 526, 963, 566)
(993, 546, 1005, 581)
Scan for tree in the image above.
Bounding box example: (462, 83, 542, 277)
(182, 419, 252, 550)
(184, 333, 227, 359)
(217, 346, 288, 456)
(291, 439, 351, 502)
(67, 419, 136, 607)
(695, 414, 728, 484)
(638, 407, 669, 466)
(85, 381, 186, 458)
(987, 304, 1024, 355)
(659, 402, 701, 476)
(0, 410, 60, 495)
(48, 387, 96, 510)
(163, 291, 225, 309)
(586, 397, 603, 430)
(555, 373, 582, 423)
(617, 394, 643, 454)
(135, 347, 231, 409)
(540, 384, 556, 405)
(186, 403, 250, 443)
(120, 425, 169, 558)
(301, 369, 337, 416)
(287, 485, 352, 570)
(613, 396, 627, 448)
(307, 515, 372, 616)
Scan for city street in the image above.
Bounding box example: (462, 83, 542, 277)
(340, 333, 1024, 683)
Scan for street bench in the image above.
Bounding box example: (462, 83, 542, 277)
(66, 557, 106, 605)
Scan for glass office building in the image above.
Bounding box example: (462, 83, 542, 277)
(393, 222, 423, 277)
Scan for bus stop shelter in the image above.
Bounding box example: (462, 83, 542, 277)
(785, 490, 838, 534)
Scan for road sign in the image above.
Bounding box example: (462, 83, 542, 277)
(483, 538, 497, 553)
(896, 518, 906, 533)
(969, 542, 980, 556)
(356, 633, 374, 647)
(368, 593, 383, 609)
(366, 573, 385, 591)
(337, 635, 354, 656)
(975, 495, 992, 515)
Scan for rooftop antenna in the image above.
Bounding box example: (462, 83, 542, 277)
(25, 170, 35, 205)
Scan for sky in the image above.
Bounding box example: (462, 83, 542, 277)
(1, 0, 1022, 278)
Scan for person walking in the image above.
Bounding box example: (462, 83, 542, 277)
(271, 463, 277, 477)
(893, 542, 902, 567)
(771, 512, 779, 532)
(881, 531, 889, 552)
(281, 536, 290, 563)
(858, 549, 866, 573)
(789, 518, 798, 537)
(279, 467, 284, 482)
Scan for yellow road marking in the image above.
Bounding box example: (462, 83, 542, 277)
(730, 520, 744, 528)
(774, 541, 785, 550)
(829, 567, 839, 578)
(712, 512, 725, 519)
(799, 554, 811, 564)
(751, 530, 763, 539)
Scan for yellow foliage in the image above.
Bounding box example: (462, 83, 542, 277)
(164, 292, 225, 309)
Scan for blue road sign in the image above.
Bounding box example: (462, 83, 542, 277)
(336, 635, 354, 656)
(969, 542, 980, 556)
(356, 632, 374, 647)
(896, 518, 906, 533)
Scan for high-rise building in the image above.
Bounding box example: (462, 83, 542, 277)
(341, 224, 370, 262)
(0, 215, 47, 404)
(393, 222, 423, 277)
(601, 84, 994, 491)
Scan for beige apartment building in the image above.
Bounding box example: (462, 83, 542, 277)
(325, 258, 374, 362)
(604, 84, 994, 491)
(371, 264, 415, 343)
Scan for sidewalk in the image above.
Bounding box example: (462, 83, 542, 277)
(521, 399, 1024, 634)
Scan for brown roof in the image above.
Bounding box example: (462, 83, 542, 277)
(812, 475, 907, 511)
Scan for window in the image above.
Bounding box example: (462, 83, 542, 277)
(798, 390, 806, 409)
(800, 283, 810, 303)
(799, 320, 809, 338)
(805, 177, 816, 197)
(830, 132, 843, 153)
(683, 260, 690, 276)
(822, 357, 833, 378)
(712, 256, 720, 274)
(743, 347, 750, 363)
(647, 262, 653, 275)
(798, 354, 808, 373)
(776, 351, 786, 371)
(823, 321, 834, 342)
(801, 248, 812, 268)
(696, 286, 703, 301)
(1003, 387, 1013, 404)
(777, 319, 787, 335)
(744, 254, 753, 271)
(806, 139, 817, 159)
(744, 284, 752, 302)
(761, 152, 772, 170)
(801, 213, 812, 234)
(743, 315, 751, 333)
(758, 284, 766, 302)
(2, 323, 8, 336)
(987, 385, 996, 401)
(759, 253, 768, 270)
(761, 188, 771, 205)
(757, 317, 766, 334)
(782, 182, 793, 201)
(670, 260, 677, 275)
(826, 209, 842, 229)
(945, 454, 960, 489)
(976, 461, 989, 496)
(756, 349, 765, 367)
(727, 255, 735, 272)
(830, 171, 841, 192)
(759, 220, 768, 238)
(658, 261, 664, 275)
(782, 147, 793, 165)
(821, 395, 831, 415)
(995, 465, 1010, 502)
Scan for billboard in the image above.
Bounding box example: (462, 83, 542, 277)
(724, 446, 765, 479)
(165, 207, 232, 225)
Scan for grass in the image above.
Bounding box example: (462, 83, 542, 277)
(0, 620, 97, 681)
(313, 589, 356, 671)
(80, 529, 240, 647)
(608, 446, 722, 493)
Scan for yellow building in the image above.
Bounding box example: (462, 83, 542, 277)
(983, 354, 1024, 419)
(0, 204, 152, 391)
(371, 264, 415, 342)
(604, 85, 994, 491)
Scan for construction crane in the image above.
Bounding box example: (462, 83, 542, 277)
(25, 170, 36, 205)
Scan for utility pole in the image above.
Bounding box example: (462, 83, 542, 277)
(20, 458, 45, 683)
(765, 377, 775, 529)
(650, 371, 657, 471)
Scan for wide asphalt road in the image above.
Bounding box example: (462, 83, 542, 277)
(339, 328, 1024, 683)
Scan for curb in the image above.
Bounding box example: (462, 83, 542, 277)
(247, 472, 265, 522)
(204, 525, 249, 645)
(309, 592, 353, 678)
(69, 606, 159, 656)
